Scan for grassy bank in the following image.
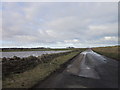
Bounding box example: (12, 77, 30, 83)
(3, 50, 81, 88)
(2, 51, 74, 78)
(92, 46, 119, 60)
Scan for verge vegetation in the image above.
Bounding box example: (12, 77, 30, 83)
(92, 46, 119, 60)
(2, 49, 85, 88)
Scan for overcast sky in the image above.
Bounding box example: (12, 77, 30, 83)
(2, 2, 118, 48)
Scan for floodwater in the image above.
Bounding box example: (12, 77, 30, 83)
(1, 50, 70, 58)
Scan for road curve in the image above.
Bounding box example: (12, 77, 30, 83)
(35, 49, 118, 88)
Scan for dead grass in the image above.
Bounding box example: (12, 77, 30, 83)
(2, 51, 80, 88)
(92, 46, 119, 60)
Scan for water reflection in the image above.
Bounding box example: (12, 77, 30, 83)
(2, 51, 70, 58)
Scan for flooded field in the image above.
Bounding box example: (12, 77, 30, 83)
(1, 50, 70, 58)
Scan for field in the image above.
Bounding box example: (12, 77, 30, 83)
(2, 49, 85, 88)
(1, 48, 75, 52)
(92, 46, 119, 60)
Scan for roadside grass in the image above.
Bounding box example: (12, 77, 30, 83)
(3, 51, 80, 88)
(2, 51, 74, 77)
(92, 46, 119, 60)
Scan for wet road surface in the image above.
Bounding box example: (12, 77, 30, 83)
(35, 49, 118, 88)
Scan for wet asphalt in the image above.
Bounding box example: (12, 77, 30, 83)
(35, 49, 118, 88)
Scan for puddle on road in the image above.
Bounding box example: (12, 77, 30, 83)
(66, 49, 107, 79)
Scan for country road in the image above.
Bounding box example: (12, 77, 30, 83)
(34, 49, 118, 88)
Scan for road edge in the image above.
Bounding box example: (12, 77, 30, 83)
(31, 52, 81, 89)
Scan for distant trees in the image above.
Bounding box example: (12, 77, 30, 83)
(66, 47, 75, 49)
(1, 47, 51, 51)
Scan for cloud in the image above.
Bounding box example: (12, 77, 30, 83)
(103, 36, 117, 41)
(87, 23, 118, 38)
(64, 39, 80, 43)
(2, 2, 118, 48)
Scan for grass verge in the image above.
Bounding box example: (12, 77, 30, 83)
(2, 51, 73, 77)
(92, 46, 119, 60)
(3, 51, 80, 88)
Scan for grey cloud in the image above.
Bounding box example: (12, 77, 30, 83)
(2, 2, 118, 48)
